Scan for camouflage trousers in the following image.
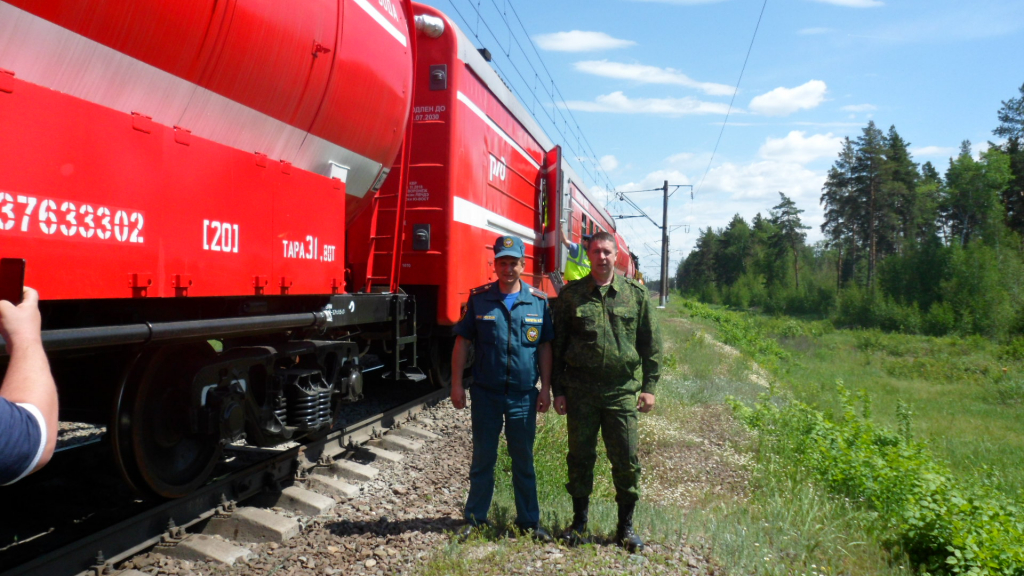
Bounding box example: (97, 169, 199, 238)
(564, 386, 640, 505)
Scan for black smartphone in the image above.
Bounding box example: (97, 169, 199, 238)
(0, 258, 26, 305)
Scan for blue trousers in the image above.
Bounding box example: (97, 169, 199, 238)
(465, 386, 540, 528)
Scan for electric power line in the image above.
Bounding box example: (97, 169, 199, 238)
(693, 0, 769, 198)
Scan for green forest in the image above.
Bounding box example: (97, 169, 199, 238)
(676, 83, 1024, 339)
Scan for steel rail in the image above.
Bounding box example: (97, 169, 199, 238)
(0, 387, 448, 576)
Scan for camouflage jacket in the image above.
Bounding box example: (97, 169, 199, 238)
(552, 274, 661, 396)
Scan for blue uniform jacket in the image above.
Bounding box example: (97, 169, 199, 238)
(453, 280, 554, 393)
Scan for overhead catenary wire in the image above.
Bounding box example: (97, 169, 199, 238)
(443, 0, 618, 195)
(501, 0, 617, 190)
(693, 0, 769, 198)
(439, 0, 684, 281)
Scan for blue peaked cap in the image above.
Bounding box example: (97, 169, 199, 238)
(493, 235, 525, 259)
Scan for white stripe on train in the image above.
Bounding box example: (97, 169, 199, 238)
(452, 196, 537, 246)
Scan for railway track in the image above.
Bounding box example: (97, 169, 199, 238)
(0, 387, 448, 576)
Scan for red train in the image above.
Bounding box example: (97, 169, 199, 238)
(0, 0, 635, 497)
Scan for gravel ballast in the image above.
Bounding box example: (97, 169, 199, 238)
(117, 399, 726, 576)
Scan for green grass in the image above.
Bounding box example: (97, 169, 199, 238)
(753, 317, 1024, 498)
(417, 302, 917, 575)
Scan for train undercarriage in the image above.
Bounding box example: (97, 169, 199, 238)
(26, 292, 428, 499)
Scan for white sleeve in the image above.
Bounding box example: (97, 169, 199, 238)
(2, 403, 48, 485)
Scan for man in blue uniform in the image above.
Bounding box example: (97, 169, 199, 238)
(450, 235, 554, 541)
(1, 287, 59, 485)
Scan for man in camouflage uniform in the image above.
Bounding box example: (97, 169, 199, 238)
(551, 231, 661, 552)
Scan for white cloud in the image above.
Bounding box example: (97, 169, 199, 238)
(702, 161, 825, 201)
(665, 152, 695, 164)
(616, 170, 694, 193)
(809, 0, 883, 7)
(573, 61, 735, 96)
(609, 160, 828, 275)
(911, 146, 956, 158)
(974, 141, 995, 160)
(792, 121, 866, 127)
(600, 155, 620, 171)
(533, 31, 635, 52)
(758, 131, 843, 164)
(799, 27, 834, 35)
(563, 92, 732, 116)
(749, 80, 828, 116)
(841, 103, 876, 112)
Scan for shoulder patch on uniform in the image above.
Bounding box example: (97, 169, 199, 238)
(625, 277, 645, 290)
(470, 283, 492, 295)
(562, 280, 587, 294)
(529, 288, 548, 299)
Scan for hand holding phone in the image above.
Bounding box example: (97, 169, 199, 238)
(0, 258, 26, 305)
(0, 285, 42, 351)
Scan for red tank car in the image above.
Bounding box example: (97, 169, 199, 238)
(0, 0, 412, 299)
(0, 0, 424, 499)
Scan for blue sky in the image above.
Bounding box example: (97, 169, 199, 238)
(421, 0, 1024, 280)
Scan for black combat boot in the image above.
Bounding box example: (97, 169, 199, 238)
(616, 502, 644, 553)
(560, 496, 590, 546)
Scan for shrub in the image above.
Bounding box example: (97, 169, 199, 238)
(729, 386, 1024, 575)
(942, 243, 1016, 338)
(924, 302, 957, 336)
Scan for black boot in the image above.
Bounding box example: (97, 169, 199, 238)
(616, 502, 644, 553)
(560, 496, 590, 546)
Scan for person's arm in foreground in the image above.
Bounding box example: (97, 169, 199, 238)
(0, 287, 58, 473)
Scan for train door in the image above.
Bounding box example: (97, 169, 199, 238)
(541, 145, 563, 291)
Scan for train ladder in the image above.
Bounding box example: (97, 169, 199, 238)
(362, 169, 404, 294)
(363, 0, 424, 383)
(363, 0, 417, 295)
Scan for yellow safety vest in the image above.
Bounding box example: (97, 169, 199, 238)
(564, 244, 591, 282)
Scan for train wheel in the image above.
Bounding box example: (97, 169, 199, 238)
(112, 343, 221, 498)
(428, 335, 454, 388)
(428, 334, 473, 389)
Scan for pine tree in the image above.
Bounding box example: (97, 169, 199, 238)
(882, 126, 920, 253)
(993, 82, 1024, 141)
(916, 161, 943, 243)
(821, 137, 860, 289)
(751, 212, 778, 285)
(1002, 137, 1024, 236)
(769, 193, 810, 289)
(717, 214, 753, 285)
(993, 84, 1024, 237)
(679, 227, 719, 293)
(852, 121, 889, 289)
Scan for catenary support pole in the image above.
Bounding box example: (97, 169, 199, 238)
(659, 180, 669, 308)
